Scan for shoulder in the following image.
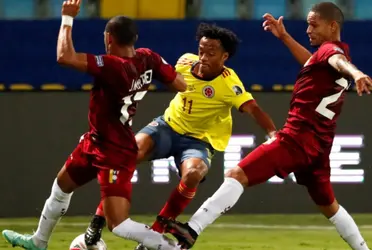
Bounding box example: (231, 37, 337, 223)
(176, 53, 199, 65)
(315, 41, 350, 61)
(135, 48, 153, 55)
(220, 67, 243, 87)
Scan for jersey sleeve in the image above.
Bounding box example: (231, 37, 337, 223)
(86, 54, 119, 78)
(317, 42, 346, 62)
(149, 51, 177, 84)
(225, 70, 254, 109)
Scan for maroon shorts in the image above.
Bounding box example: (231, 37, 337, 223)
(65, 133, 137, 201)
(238, 130, 334, 206)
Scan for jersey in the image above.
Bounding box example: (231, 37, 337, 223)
(163, 53, 254, 151)
(284, 41, 351, 151)
(86, 48, 177, 166)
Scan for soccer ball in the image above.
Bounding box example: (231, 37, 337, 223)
(69, 234, 107, 250)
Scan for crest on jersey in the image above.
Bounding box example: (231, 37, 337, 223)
(149, 121, 159, 127)
(202, 85, 215, 98)
(232, 85, 243, 96)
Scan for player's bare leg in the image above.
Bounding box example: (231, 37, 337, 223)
(85, 132, 155, 246)
(2, 165, 77, 250)
(152, 158, 208, 232)
(307, 184, 369, 250)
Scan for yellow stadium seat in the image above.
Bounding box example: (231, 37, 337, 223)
(251, 84, 263, 91)
(272, 84, 283, 91)
(149, 84, 157, 90)
(82, 84, 93, 91)
(100, 0, 138, 18)
(41, 83, 65, 91)
(284, 84, 294, 91)
(138, 0, 185, 19)
(10, 84, 33, 91)
(0, 84, 5, 91)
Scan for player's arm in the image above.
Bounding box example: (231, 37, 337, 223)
(328, 54, 372, 96)
(149, 50, 187, 92)
(240, 101, 276, 138)
(263, 13, 312, 65)
(56, 0, 88, 72)
(228, 78, 276, 137)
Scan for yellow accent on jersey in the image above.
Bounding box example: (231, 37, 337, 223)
(164, 53, 254, 151)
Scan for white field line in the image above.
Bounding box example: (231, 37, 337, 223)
(1, 222, 372, 230)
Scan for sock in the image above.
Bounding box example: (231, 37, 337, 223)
(32, 179, 73, 248)
(152, 181, 197, 233)
(188, 177, 244, 235)
(95, 201, 105, 217)
(113, 218, 181, 250)
(329, 205, 369, 250)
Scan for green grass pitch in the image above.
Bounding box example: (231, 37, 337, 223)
(1, 214, 372, 249)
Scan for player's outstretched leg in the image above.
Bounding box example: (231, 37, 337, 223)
(103, 196, 181, 250)
(307, 183, 369, 250)
(2, 165, 77, 250)
(163, 166, 247, 248)
(85, 202, 106, 246)
(165, 135, 302, 248)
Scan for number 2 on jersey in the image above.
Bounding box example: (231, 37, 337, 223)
(315, 78, 349, 120)
(182, 97, 193, 114)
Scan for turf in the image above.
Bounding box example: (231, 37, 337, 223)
(1, 214, 371, 249)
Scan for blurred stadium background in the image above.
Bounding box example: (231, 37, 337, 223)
(1, 0, 372, 249)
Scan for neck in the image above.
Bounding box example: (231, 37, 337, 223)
(111, 46, 136, 58)
(193, 63, 224, 80)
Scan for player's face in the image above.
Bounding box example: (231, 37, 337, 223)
(198, 37, 228, 77)
(306, 11, 335, 47)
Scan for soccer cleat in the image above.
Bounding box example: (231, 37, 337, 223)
(84, 215, 106, 246)
(2, 230, 47, 250)
(159, 218, 198, 249)
(133, 243, 148, 250)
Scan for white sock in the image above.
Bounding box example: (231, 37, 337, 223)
(188, 177, 244, 234)
(112, 218, 181, 250)
(329, 205, 369, 250)
(32, 179, 73, 248)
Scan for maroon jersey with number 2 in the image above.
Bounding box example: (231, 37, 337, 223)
(238, 41, 351, 206)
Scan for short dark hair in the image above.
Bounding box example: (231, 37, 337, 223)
(311, 2, 344, 28)
(196, 23, 240, 58)
(105, 16, 138, 46)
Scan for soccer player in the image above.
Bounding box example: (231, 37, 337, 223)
(84, 23, 277, 250)
(164, 2, 372, 250)
(1, 1, 187, 250)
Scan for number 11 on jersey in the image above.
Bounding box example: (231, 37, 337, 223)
(182, 97, 193, 114)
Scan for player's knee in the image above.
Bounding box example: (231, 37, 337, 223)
(181, 161, 208, 187)
(225, 166, 249, 187)
(135, 133, 154, 162)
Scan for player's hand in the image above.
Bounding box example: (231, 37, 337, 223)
(354, 71, 372, 96)
(61, 0, 81, 17)
(262, 13, 288, 40)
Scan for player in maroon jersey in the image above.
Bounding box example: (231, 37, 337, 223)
(1, 1, 186, 250)
(162, 2, 372, 249)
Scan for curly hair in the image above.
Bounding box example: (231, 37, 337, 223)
(196, 23, 240, 58)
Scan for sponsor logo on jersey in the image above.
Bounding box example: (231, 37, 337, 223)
(232, 85, 243, 96)
(202, 85, 215, 98)
(187, 84, 195, 92)
(95, 56, 104, 67)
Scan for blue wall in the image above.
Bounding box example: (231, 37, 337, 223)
(1, 20, 371, 91)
